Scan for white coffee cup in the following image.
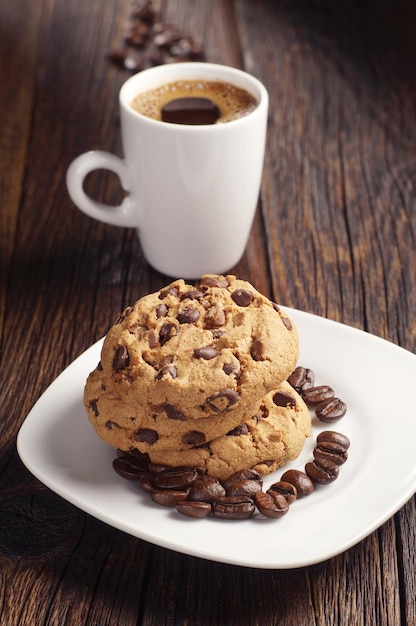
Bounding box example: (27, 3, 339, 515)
(66, 62, 268, 279)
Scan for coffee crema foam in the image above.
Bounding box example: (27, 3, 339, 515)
(130, 79, 258, 123)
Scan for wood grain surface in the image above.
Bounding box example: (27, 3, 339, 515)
(1, 1, 415, 624)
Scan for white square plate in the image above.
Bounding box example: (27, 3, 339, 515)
(17, 308, 416, 569)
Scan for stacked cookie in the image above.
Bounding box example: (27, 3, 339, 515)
(84, 274, 311, 480)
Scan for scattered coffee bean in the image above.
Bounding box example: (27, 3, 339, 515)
(267, 481, 297, 505)
(280, 469, 314, 498)
(176, 500, 212, 518)
(226, 479, 263, 498)
(155, 466, 199, 490)
(287, 366, 315, 393)
(305, 460, 339, 485)
(212, 496, 255, 520)
(313, 441, 348, 466)
(315, 397, 347, 422)
(188, 476, 226, 502)
(152, 489, 190, 506)
(317, 430, 350, 449)
(302, 385, 335, 404)
(255, 491, 289, 519)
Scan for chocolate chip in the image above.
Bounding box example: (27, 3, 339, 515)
(205, 304, 225, 328)
(226, 423, 249, 436)
(89, 400, 99, 416)
(156, 303, 168, 318)
(134, 428, 158, 444)
(159, 285, 179, 299)
(250, 339, 264, 361)
(155, 365, 177, 379)
(223, 363, 238, 376)
(112, 345, 130, 370)
(177, 307, 200, 324)
(164, 404, 187, 421)
(206, 388, 240, 412)
(231, 289, 253, 307)
(162, 97, 220, 125)
(159, 322, 179, 345)
(182, 431, 206, 446)
(105, 420, 121, 429)
(281, 317, 292, 331)
(272, 390, 297, 408)
(148, 328, 160, 348)
(193, 346, 219, 360)
(199, 275, 230, 289)
(180, 289, 205, 300)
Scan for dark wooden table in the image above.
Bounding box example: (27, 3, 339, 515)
(1, 0, 416, 624)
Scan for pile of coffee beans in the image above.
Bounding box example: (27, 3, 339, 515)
(107, 0, 204, 73)
(112, 364, 351, 521)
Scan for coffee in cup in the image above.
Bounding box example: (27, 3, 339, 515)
(66, 62, 268, 279)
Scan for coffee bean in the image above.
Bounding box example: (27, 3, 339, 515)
(152, 489, 190, 506)
(222, 469, 262, 491)
(212, 496, 255, 520)
(231, 289, 253, 307)
(272, 390, 296, 408)
(267, 481, 297, 504)
(177, 307, 200, 324)
(315, 397, 347, 422)
(194, 346, 219, 360)
(280, 469, 314, 497)
(287, 366, 315, 394)
(317, 430, 350, 450)
(226, 479, 262, 498)
(188, 476, 226, 502)
(113, 458, 144, 480)
(206, 388, 240, 412)
(112, 345, 130, 370)
(255, 491, 289, 519)
(182, 431, 206, 446)
(314, 441, 348, 466)
(138, 475, 155, 493)
(176, 500, 212, 518)
(302, 385, 335, 404)
(305, 460, 339, 484)
(155, 466, 199, 490)
(134, 428, 158, 444)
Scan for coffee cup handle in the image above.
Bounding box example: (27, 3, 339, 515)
(66, 151, 139, 228)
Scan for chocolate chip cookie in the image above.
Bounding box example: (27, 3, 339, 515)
(147, 382, 311, 480)
(97, 274, 299, 423)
